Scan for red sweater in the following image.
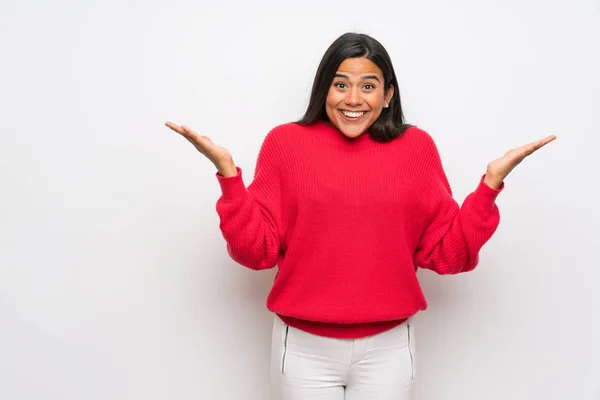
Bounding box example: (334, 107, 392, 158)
(215, 121, 503, 338)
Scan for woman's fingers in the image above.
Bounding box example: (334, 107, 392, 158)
(520, 135, 557, 157)
(181, 125, 215, 147)
(164, 121, 229, 166)
(165, 121, 185, 135)
(506, 135, 556, 164)
(166, 122, 206, 148)
(200, 135, 214, 145)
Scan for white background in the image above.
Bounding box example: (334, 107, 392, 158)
(1, 0, 599, 399)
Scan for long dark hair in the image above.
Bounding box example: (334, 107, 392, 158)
(297, 32, 412, 142)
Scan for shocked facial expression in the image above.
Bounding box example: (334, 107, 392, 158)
(325, 57, 394, 139)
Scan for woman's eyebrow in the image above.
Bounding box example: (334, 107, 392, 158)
(334, 73, 381, 82)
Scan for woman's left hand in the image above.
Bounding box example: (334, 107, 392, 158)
(484, 135, 557, 189)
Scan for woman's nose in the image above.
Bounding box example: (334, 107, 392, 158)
(345, 88, 362, 106)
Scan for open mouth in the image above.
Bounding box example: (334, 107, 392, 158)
(339, 110, 367, 121)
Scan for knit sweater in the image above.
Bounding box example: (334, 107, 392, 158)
(215, 120, 503, 338)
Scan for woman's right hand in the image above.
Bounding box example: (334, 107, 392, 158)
(165, 121, 238, 177)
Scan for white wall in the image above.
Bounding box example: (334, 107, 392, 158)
(1, 0, 598, 399)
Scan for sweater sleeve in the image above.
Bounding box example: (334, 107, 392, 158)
(413, 132, 503, 275)
(214, 127, 284, 270)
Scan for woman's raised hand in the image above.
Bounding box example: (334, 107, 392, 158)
(165, 121, 237, 177)
(484, 135, 557, 189)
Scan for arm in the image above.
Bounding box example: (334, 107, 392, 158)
(413, 176, 503, 275)
(215, 128, 285, 270)
(164, 121, 285, 271)
(413, 129, 555, 274)
(413, 133, 503, 274)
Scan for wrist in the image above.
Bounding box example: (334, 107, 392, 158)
(217, 162, 238, 178)
(483, 173, 503, 190)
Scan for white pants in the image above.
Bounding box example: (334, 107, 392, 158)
(270, 316, 416, 400)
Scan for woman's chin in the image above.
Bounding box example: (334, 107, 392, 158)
(339, 124, 368, 138)
(330, 120, 367, 138)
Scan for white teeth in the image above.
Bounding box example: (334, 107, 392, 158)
(342, 111, 366, 118)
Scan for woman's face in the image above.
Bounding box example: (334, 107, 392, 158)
(325, 57, 394, 139)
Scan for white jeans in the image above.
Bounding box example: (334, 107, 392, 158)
(270, 316, 416, 400)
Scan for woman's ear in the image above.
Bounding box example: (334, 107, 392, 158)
(385, 84, 395, 106)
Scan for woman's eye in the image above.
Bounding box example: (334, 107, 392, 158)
(364, 84, 375, 90)
(334, 82, 347, 89)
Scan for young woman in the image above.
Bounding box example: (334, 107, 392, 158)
(166, 32, 555, 400)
